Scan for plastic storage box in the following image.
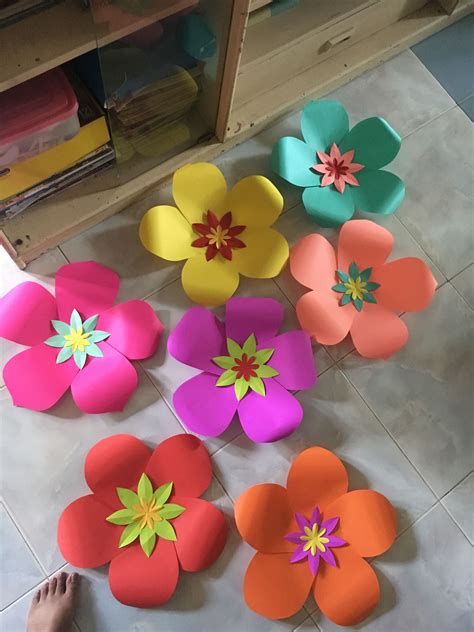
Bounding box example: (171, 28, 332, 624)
(0, 69, 80, 168)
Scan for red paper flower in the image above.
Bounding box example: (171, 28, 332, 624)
(58, 434, 228, 608)
(235, 447, 396, 626)
(191, 210, 246, 261)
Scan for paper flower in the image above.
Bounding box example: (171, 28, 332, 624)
(234, 446, 396, 626)
(290, 220, 437, 359)
(168, 297, 317, 443)
(58, 434, 228, 608)
(139, 162, 289, 306)
(272, 99, 404, 227)
(0, 261, 163, 413)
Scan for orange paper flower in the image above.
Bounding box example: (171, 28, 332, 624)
(290, 219, 437, 359)
(235, 447, 396, 626)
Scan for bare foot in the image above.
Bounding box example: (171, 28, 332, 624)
(26, 572, 79, 632)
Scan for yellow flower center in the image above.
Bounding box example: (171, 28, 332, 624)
(63, 327, 91, 353)
(207, 225, 230, 249)
(132, 497, 163, 530)
(300, 524, 330, 556)
(344, 276, 368, 301)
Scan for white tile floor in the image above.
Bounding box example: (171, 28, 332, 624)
(1, 50, 473, 631)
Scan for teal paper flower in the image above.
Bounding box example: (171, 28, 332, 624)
(271, 100, 405, 227)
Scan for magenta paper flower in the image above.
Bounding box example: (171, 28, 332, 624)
(0, 261, 163, 413)
(168, 297, 317, 443)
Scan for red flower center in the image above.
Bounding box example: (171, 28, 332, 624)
(231, 353, 259, 381)
(191, 210, 246, 261)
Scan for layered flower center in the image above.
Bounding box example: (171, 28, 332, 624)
(231, 353, 259, 381)
(332, 262, 381, 312)
(191, 210, 246, 261)
(106, 474, 186, 558)
(300, 524, 329, 556)
(212, 334, 279, 401)
(285, 506, 346, 577)
(44, 308, 110, 369)
(311, 143, 364, 194)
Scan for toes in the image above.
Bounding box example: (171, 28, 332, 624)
(49, 576, 58, 595)
(32, 589, 41, 605)
(65, 572, 80, 595)
(40, 582, 49, 600)
(57, 572, 67, 594)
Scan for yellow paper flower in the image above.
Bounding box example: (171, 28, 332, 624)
(139, 163, 290, 306)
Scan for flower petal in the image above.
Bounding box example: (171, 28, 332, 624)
(313, 544, 380, 626)
(226, 175, 283, 228)
(337, 219, 394, 272)
(296, 290, 355, 346)
(55, 261, 120, 322)
(172, 496, 228, 571)
(84, 435, 152, 509)
(244, 551, 314, 619)
(168, 307, 225, 374)
(173, 162, 227, 224)
(0, 282, 57, 346)
(263, 331, 317, 390)
(350, 302, 408, 359)
(326, 490, 396, 558)
(290, 233, 337, 293)
(138, 205, 194, 261)
(301, 100, 349, 151)
(234, 483, 296, 553)
(302, 186, 355, 228)
(109, 538, 179, 607)
(225, 297, 284, 345)
(98, 300, 163, 360)
(57, 495, 121, 568)
(339, 117, 401, 169)
(232, 228, 289, 279)
(271, 137, 321, 187)
(70, 342, 138, 413)
(286, 447, 348, 516)
(173, 372, 238, 437)
(182, 254, 239, 307)
(372, 258, 437, 312)
(3, 343, 78, 411)
(237, 380, 303, 442)
(145, 434, 212, 498)
(351, 169, 405, 215)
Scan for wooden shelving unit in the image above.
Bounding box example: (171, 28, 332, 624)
(1, 0, 472, 267)
(0, 0, 197, 92)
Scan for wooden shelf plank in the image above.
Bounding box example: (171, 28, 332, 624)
(229, 0, 473, 135)
(241, 0, 375, 72)
(0, 0, 197, 93)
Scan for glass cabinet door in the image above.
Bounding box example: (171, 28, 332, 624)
(79, 0, 233, 182)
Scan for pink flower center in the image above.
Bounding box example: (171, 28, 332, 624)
(311, 142, 364, 194)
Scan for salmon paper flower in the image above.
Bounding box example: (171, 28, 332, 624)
(291, 220, 437, 359)
(272, 99, 405, 227)
(168, 297, 317, 443)
(234, 446, 397, 626)
(58, 434, 228, 608)
(139, 162, 289, 306)
(0, 261, 163, 413)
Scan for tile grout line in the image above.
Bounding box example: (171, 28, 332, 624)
(448, 262, 473, 282)
(448, 279, 474, 312)
(335, 363, 442, 504)
(1, 500, 49, 578)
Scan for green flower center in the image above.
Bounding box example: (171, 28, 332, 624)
(332, 262, 381, 312)
(106, 474, 186, 558)
(44, 308, 110, 369)
(212, 334, 279, 401)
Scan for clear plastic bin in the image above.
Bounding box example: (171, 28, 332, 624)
(0, 69, 80, 168)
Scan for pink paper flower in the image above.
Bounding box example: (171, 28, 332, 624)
(168, 297, 317, 443)
(0, 261, 163, 413)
